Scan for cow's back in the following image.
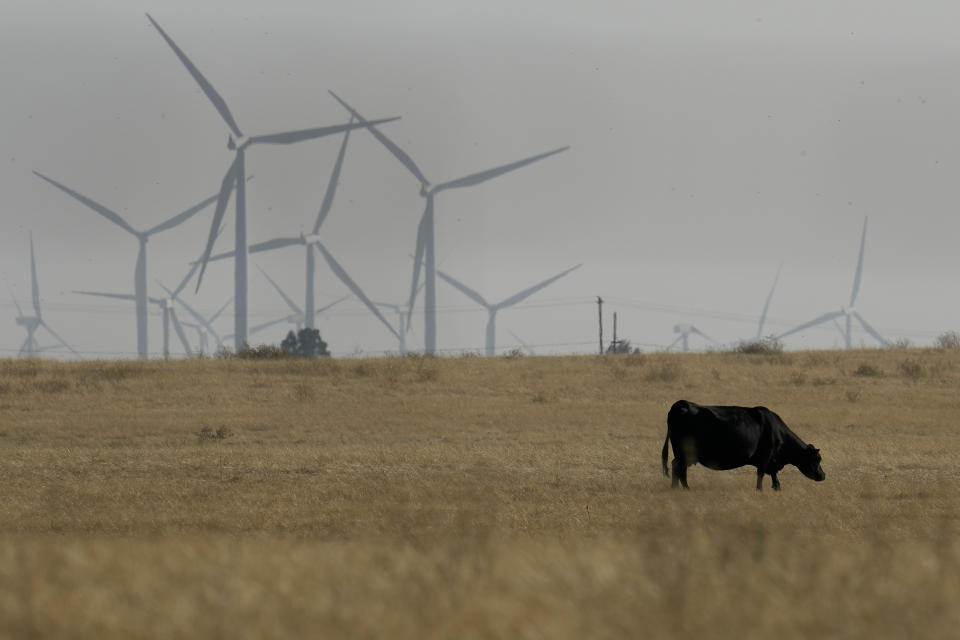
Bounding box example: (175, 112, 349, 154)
(667, 400, 767, 470)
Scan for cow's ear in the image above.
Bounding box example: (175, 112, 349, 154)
(807, 444, 816, 451)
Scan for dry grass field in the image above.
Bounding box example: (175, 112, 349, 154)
(1, 348, 958, 638)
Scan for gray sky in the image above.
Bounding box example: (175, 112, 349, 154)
(3, 1, 959, 358)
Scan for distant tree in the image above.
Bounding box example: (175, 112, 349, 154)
(935, 331, 960, 349)
(282, 328, 331, 358)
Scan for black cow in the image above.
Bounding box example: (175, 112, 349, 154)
(662, 400, 825, 490)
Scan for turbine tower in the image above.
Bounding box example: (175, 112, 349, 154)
(34, 171, 222, 359)
(778, 217, 887, 348)
(437, 264, 582, 356)
(11, 233, 78, 358)
(329, 91, 569, 355)
(146, 14, 399, 351)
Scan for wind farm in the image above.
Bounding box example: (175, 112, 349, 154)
(3, 7, 956, 359)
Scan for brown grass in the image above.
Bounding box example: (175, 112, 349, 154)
(1, 349, 959, 638)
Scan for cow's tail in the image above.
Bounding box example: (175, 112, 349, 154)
(661, 428, 671, 477)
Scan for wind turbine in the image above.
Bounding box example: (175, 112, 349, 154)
(778, 217, 887, 349)
(201, 122, 399, 342)
(165, 292, 232, 353)
(145, 14, 399, 351)
(374, 301, 410, 355)
(756, 263, 782, 339)
(256, 265, 350, 332)
(437, 264, 582, 356)
(75, 289, 193, 359)
(507, 330, 537, 356)
(33, 171, 224, 359)
(669, 324, 715, 353)
(329, 91, 569, 355)
(180, 321, 210, 354)
(10, 233, 79, 358)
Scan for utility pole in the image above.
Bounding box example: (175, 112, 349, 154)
(597, 296, 604, 354)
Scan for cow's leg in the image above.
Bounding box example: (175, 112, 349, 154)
(671, 458, 689, 489)
(756, 468, 764, 491)
(771, 472, 781, 491)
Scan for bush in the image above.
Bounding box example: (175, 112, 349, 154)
(852, 363, 883, 378)
(734, 336, 784, 355)
(935, 331, 960, 349)
(236, 343, 292, 360)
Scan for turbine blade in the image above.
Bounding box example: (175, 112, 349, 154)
(170, 294, 217, 336)
(690, 327, 717, 344)
(249, 314, 296, 335)
(406, 201, 430, 325)
(436, 270, 490, 309)
(195, 157, 239, 292)
(146, 189, 222, 236)
(435, 146, 569, 192)
(146, 13, 243, 139)
(169, 309, 193, 356)
(315, 242, 400, 341)
(849, 217, 868, 307)
(667, 335, 683, 350)
(209, 297, 233, 324)
(313, 119, 352, 234)
(757, 262, 782, 339)
(247, 117, 399, 146)
(249, 236, 303, 253)
(29, 232, 41, 317)
(39, 320, 81, 357)
(778, 310, 845, 340)
(7, 284, 24, 317)
(256, 265, 303, 316)
(34, 172, 139, 236)
(328, 91, 430, 188)
(74, 290, 136, 301)
(170, 263, 199, 299)
(496, 264, 582, 309)
(853, 311, 888, 346)
(175, 220, 229, 294)
(316, 294, 351, 315)
(200, 236, 302, 263)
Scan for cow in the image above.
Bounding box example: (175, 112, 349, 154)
(661, 400, 825, 490)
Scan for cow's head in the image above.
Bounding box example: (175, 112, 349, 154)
(797, 444, 826, 481)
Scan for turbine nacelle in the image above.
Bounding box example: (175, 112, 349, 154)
(300, 232, 322, 245)
(227, 135, 251, 151)
(419, 183, 435, 198)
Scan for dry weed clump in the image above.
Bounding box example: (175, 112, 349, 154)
(0, 350, 959, 637)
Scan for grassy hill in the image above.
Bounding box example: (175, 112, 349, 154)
(1, 349, 958, 637)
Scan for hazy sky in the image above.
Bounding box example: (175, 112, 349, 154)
(3, 1, 960, 358)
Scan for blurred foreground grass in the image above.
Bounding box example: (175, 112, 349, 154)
(1, 350, 958, 638)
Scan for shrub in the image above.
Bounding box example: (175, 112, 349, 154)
(852, 363, 883, 378)
(898, 359, 924, 381)
(935, 331, 960, 349)
(235, 343, 292, 360)
(734, 336, 784, 355)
